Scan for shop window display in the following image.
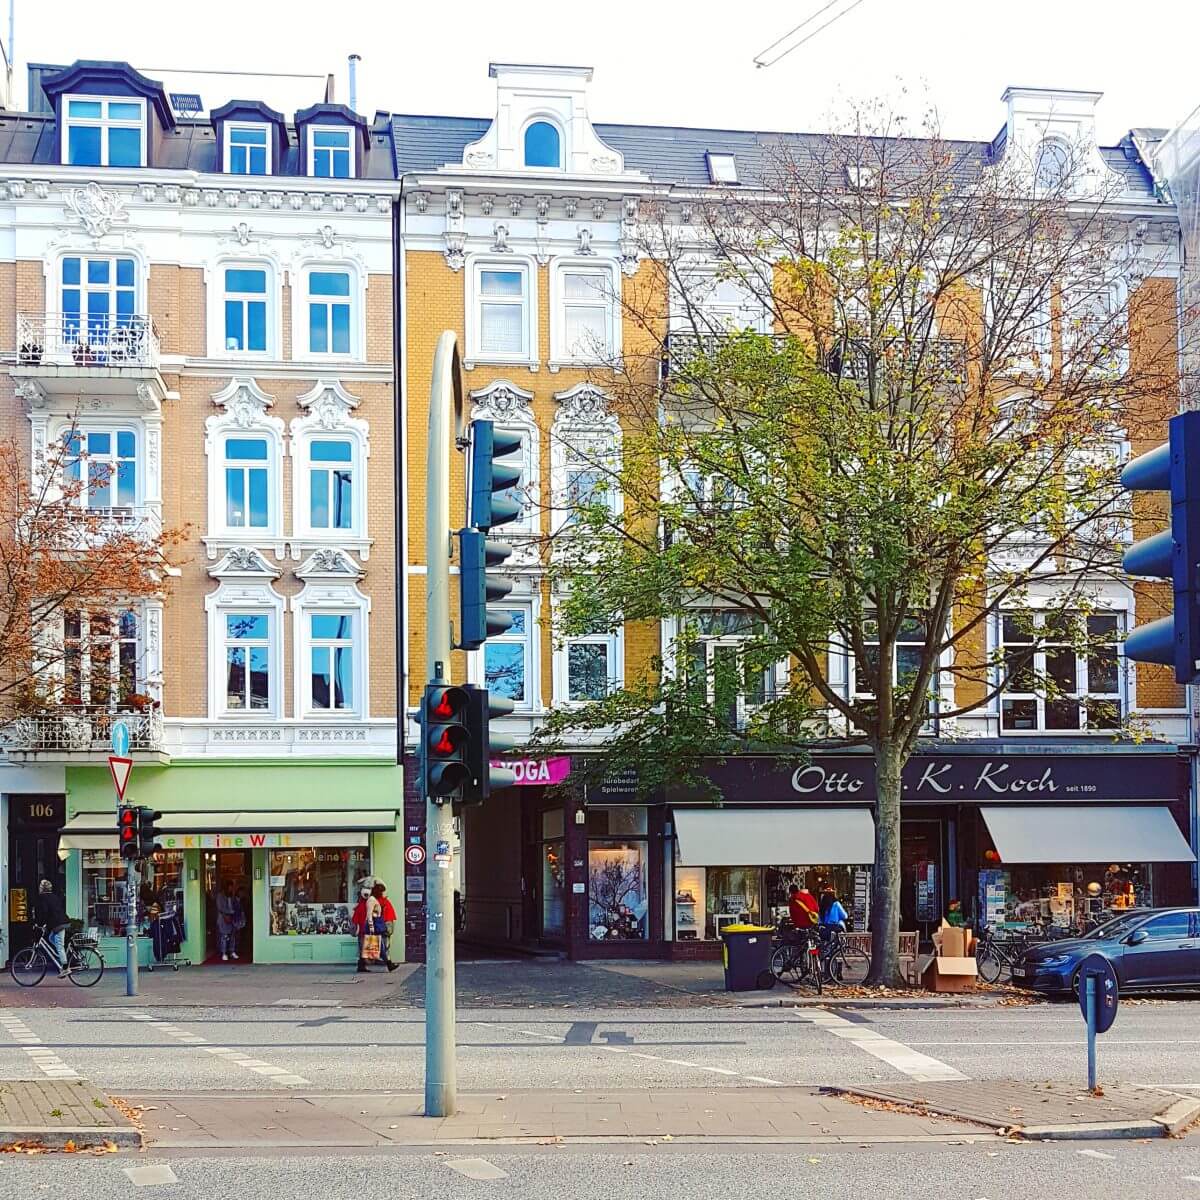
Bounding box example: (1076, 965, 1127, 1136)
(83, 849, 183, 938)
(587, 807, 649, 941)
(268, 846, 369, 937)
(977, 861, 1152, 931)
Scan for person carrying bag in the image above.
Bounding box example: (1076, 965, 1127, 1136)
(372, 882, 400, 973)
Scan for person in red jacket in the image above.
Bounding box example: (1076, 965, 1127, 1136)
(788, 883, 819, 931)
(372, 882, 400, 972)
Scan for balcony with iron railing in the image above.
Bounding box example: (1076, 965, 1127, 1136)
(12, 314, 166, 410)
(0, 703, 167, 762)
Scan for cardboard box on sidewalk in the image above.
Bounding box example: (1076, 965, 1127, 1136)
(921, 955, 978, 993)
(933, 922, 972, 959)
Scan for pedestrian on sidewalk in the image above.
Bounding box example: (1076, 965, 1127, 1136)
(371, 882, 400, 972)
(216, 879, 242, 962)
(352, 883, 383, 973)
(35, 879, 70, 977)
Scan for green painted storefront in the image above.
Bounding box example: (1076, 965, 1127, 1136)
(62, 761, 404, 968)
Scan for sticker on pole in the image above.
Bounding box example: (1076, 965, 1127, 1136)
(1077, 952, 1119, 1033)
(405, 844, 426, 866)
(108, 755, 134, 803)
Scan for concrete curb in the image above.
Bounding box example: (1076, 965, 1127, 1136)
(830, 1085, 1198, 1141)
(741, 996, 1007, 1010)
(0, 1125, 142, 1149)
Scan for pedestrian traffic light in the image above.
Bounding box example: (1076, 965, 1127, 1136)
(137, 808, 162, 859)
(118, 805, 137, 861)
(1121, 409, 1200, 684)
(423, 683, 471, 802)
(457, 684, 516, 807)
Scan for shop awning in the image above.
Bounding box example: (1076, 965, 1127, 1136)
(59, 809, 397, 850)
(980, 805, 1195, 864)
(673, 807, 875, 867)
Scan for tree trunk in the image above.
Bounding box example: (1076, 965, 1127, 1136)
(867, 740, 905, 987)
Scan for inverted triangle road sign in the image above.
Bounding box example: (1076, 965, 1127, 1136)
(108, 755, 133, 803)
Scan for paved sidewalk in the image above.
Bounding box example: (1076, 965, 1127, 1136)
(125, 1086, 971, 1148)
(832, 1080, 1200, 1140)
(0, 1079, 140, 1147)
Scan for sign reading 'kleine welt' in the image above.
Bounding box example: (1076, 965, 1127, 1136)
(158, 833, 301, 850)
(487, 756, 571, 787)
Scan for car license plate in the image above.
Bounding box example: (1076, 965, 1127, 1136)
(1013, 967, 1030, 980)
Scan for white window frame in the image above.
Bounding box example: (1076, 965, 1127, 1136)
(1061, 275, 1129, 377)
(292, 580, 371, 720)
(225, 123, 271, 175)
(204, 379, 286, 555)
(468, 381, 539, 539)
(205, 583, 285, 720)
(308, 125, 353, 178)
(470, 589, 540, 714)
(678, 610, 776, 731)
(290, 380, 372, 555)
(850, 613, 932, 702)
(61, 94, 145, 167)
(221, 264, 271, 355)
(553, 619, 623, 707)
(996, 608, 1125, 735)
(465, 254, 539, 369)
(521, 116, 564, 170)
(550, 258, 620, 368)
(290, 261, 366, 363)
(207, 257, 281, 359)
(58, 252, 142, 345)
(59, 605, 144, 707)
(670, 266, 770, 336)
(59, 423, 141, 513)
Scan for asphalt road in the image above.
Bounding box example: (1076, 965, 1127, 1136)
(2, 1000, 1200, 1093)
(6, 1141, 1200, 1199)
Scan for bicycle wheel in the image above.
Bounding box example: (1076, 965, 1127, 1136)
(976, 946, 1004, 985)
(67, 946, 104, 988)
(830, 946, 871, 986)
(802, 947, 823, 995)
(10, 945, 47, 987)
(771, 943, 799, 982)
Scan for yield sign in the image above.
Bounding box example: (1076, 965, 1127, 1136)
(108, 755, 134, 802)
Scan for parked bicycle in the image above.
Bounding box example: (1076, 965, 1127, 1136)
(974, 927, 1039, 984)
(819, 927, 872, 986)
(771, 925, 823, 993)
(9, 925, 104, 988)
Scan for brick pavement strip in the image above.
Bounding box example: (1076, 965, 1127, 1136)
(829, 1080, 1200, 1140)
(123, 1087, 974, 1149)
(0, 1079, 141, 1148)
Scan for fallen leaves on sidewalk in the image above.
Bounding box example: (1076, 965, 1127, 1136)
(1, 1139, 119, 1156)
(109, 1095, 147, 1129)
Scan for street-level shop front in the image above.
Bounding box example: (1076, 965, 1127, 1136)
(58, 762, 404, 968)
(455, 745, 1195, 961)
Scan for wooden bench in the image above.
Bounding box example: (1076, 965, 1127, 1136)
(846, 931, 920, 985)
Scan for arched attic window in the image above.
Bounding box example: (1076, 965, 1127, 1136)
(524, 121, 561, 169)
(1034, 138, 1071, 194)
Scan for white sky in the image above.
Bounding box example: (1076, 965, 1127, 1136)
(11, 0, 1200, 144)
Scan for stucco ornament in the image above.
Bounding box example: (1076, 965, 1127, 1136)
(65, 182, 129, 238)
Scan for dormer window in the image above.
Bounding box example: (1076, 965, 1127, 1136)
(227, 124, 270, 175)
(524, 121, 562, 169)
(64, 96, 144, 167)
(1034, 137, 1071, 194)
(310, 127, 352, 178)
(706, 152, 738, 184)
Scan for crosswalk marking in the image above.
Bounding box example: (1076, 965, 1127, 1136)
(793, 1008, 968, 1082)
(126, 1010, 311, 1088)
(0, 1011, 79, 1079)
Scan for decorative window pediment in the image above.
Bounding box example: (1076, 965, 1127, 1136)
(470, 380, 539, 543)
(553, 382, 616, 429)
(208, 547, 281, 579)
(469, 379, 534, 423)
(209, 377, 282, 431)
(295, 547, 365, 581)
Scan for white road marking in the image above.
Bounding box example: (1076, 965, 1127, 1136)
(0, 1012, 78, 1079)
(1078, 1149, 1116, 1160)
(126, 1011, 310, 1087)
(793, 1008, 968, 1082)
(123, 1165, 180, 1186)
(447, 1157, 509, 1181)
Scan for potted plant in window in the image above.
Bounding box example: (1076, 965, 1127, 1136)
(19, 335, 42, 365)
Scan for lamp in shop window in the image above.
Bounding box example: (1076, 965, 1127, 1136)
(983, 849, 1001, 864)
(1086, 882, 1102, 897)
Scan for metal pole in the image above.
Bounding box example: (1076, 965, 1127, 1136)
(125, 860, 139, 997)
(424, 330, 462, 1117)
(1085, 974, 1097, 1091)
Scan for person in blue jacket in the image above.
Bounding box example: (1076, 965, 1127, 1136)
(819, 886, 849, 931)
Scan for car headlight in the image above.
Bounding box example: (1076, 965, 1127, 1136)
(1037, 954, 1070, 968)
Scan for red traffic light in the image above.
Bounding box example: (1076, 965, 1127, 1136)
(427, 685, 468, 720)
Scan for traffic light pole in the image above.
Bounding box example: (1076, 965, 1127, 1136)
(424, 330, 463, 1117)
(125, 859, 139, 997)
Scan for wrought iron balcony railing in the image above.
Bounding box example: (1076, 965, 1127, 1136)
(17, 313, 161, 370)
(1, 704, 164, 755)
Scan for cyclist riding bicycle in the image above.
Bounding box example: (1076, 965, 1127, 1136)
(35, 880, 70, 978)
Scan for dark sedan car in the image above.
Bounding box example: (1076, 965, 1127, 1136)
(1011, 908, 1200, 994)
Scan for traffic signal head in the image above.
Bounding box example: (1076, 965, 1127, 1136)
(118, 806, 137, 861)
(468, 419, 524, 532)
(458, 684, 517, 807)
(137, 808, 162, 859)
(459, 528, 515, 651)
(423, 684, 471, 801)
(1121, 410, 1200, 684)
